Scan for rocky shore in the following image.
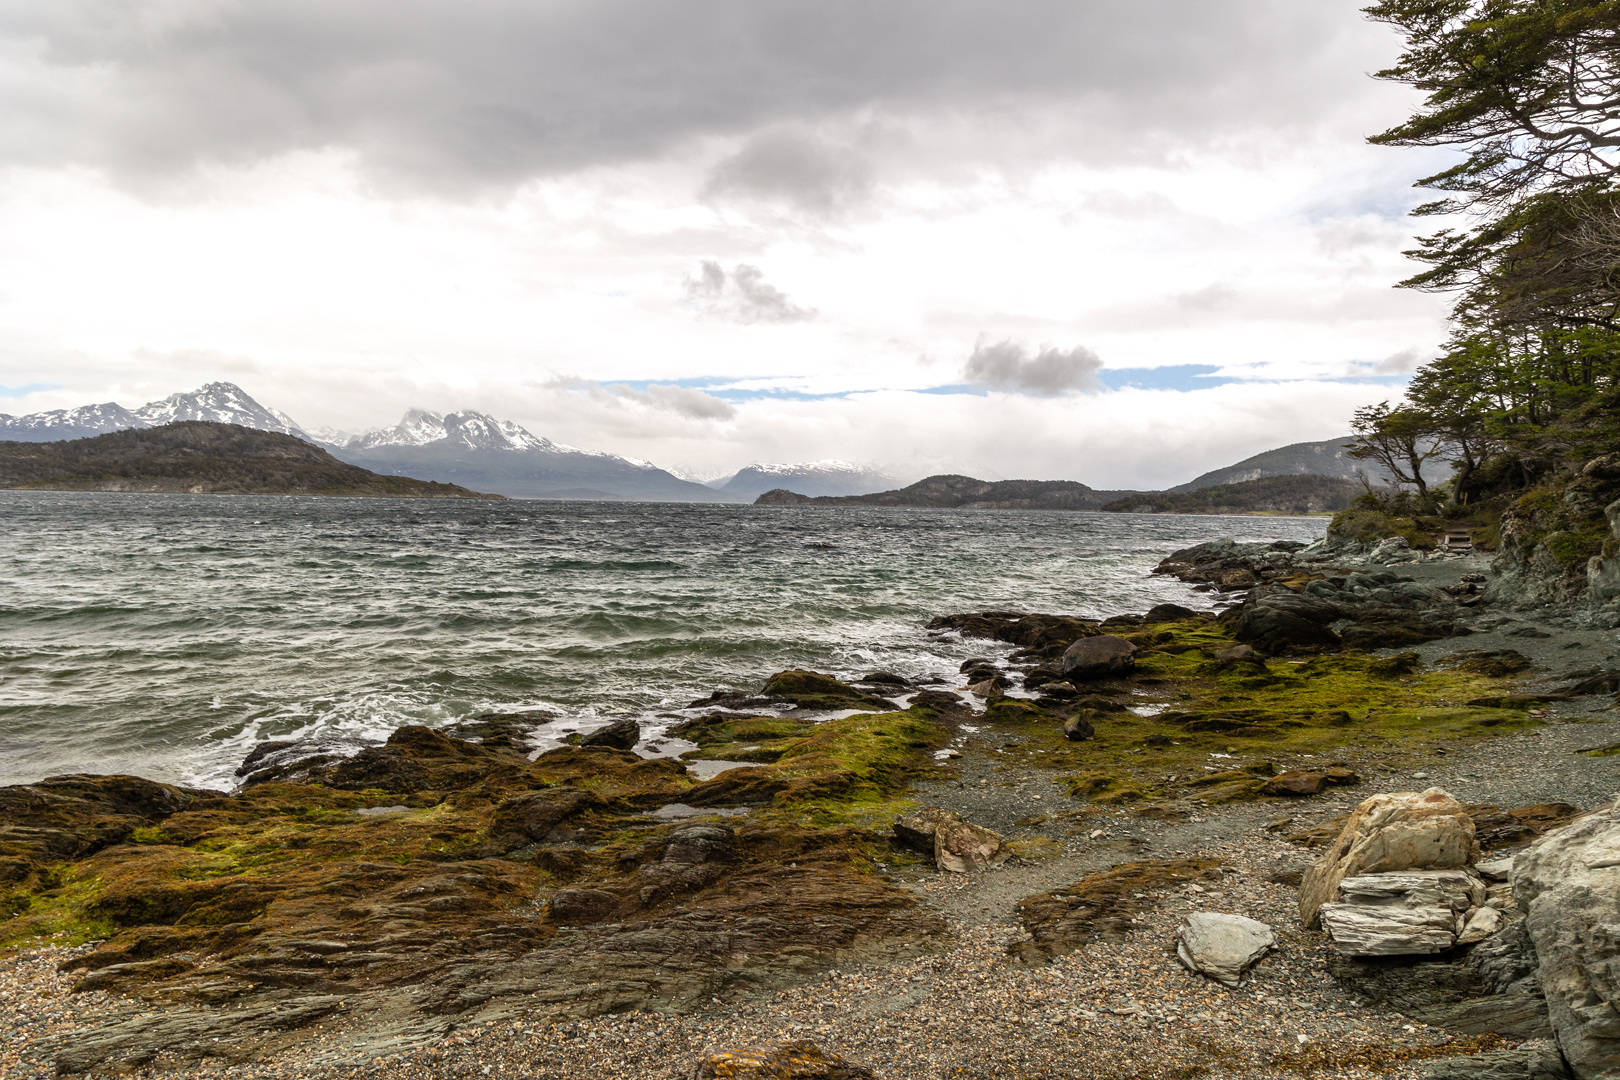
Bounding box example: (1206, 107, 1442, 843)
(4, 532, 1620, 1078)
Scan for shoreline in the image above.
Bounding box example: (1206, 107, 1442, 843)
(2, 536, 1614, 1078)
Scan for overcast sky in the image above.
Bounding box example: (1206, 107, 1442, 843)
(0, 0, 1452, 488)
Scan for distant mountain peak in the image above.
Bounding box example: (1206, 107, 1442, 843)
(717, 458, 897, 499)
(132, 381, 310, 439)
(348, 409, 557, 453)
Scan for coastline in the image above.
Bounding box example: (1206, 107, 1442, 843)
(2, 536, 1615, 1078)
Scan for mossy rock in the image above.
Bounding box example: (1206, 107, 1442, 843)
(762, 670, 896, 711)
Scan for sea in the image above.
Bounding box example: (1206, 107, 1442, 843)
(0, 492, 1327, 790)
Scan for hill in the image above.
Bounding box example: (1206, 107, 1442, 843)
(753, 474, 1135, 510)
(0, 423, 499, 498)
(1100, 473, 1362, 515)
(1170, 436, 1394, 492)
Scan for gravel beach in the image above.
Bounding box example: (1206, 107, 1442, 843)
(4, 550, 1617, 1079)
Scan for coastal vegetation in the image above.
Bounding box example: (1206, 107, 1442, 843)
(0, 421, 498, 498)
(1335, 1, 1620, 597)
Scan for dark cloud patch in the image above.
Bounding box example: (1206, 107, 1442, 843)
(704, 130, 873, 214)
(0, 1, 1394, 191)
(685, 262, 817, 324)
(964, 339, 1103, 396)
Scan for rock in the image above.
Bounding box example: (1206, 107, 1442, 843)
(1144, 603, 1203, 622)
(1477, 857, 1517, 881)
(53, 995, 346, 1074)
(1010, 858, 1223, 964)
(893, 808, 958, 853)
(1063, 714, 1096, 741)
(1300, 788, 1478, 929)
(486, 789, 614, 848)
(1212, 644, 1255, 661)
(547, 887, 625, 925)
(966, 678, 1005, 701)
(1260, 768, 1359, 797)
(934, 817, 1006, 873)
(1420, 1039, 1574, 1080)
(690, 1039, 875, 1079)
(1174, 912, 1276, 986)
(1513, 798, 1620, 1080)
(1319, 869, 1485, 955)
(762, 670, 896, 711)
(578, 717, 641, 751)
(1457, 905, 1505, 945)
(1060, 635, 1137, 680)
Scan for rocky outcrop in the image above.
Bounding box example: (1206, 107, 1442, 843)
(1318, 869, 1486, 956)
(1301, 789, 1478, 929)
(760, 670, 897, 711)
(1514, 799, 1620, 1080)
(1175, 912, 1275, 986)
(1225, 572, 1464, 654)
(926, 611, 1101, 663)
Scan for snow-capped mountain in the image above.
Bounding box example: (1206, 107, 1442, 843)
(0, 402, 150, 442)
(133, 382, 310, 438)
(0, 384, 731, 502)
(716, 460, 897, 499)
(331, 409, 730, 502)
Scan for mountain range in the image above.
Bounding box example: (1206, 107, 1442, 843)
(0, 382, 1390, 503)
(709, 460, 896, 499)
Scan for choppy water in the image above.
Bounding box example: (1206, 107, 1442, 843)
(0, 492, 1325, 789)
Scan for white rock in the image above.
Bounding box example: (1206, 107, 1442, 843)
(1318, 903, 1457, 955)
(1456, 905, 1505, 945)
(1318, 869, 1484, 956)
(933, 817, 1006, 873)
(1513, 798, 1620, 1080)
(1175, 912, 1276, 986)
(1476, 856, 1516, 881)
(1299, 787, 1477, 928)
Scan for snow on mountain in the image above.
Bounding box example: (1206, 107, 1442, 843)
(348, 409, 558, 453)
(0, 402, 150, 442)
(132, 382, 311, 439)
(717, 460, 898, 499)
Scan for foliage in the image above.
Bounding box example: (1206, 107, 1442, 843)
(1366, 0, 1620, 327)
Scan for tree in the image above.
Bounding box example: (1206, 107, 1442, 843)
(1365, 0, 1620, 325)
(1349, 400, 1448, 501)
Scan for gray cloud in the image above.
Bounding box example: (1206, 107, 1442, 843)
(685, 262, 817, 324)
(704, 130, 874, 214)
(963, 339, 1103, 396)
(549, 376, 736, 421)
(0, 2, 1393, 191)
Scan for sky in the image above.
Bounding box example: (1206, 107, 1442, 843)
(0, 1, 1456, 489)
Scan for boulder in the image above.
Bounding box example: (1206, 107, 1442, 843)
(579, 718, 641, 751)
(690, 1039, 874, 1080)
(1300, 788, 1478, 929)
(1457, 905, 1505, 945)
(934, 817, 1006, 873)
(1061, 636, 1137, 681)
(1063, 714, 1095, 741)
(1175, 912, 1276, 986)
(893, 808, 958, 854)
(1144, 603, 1202, 623)
(1261, 768, 1360, 798)
(1317, 869, 1485, 955)
(1513, 798, 1620, 1080)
